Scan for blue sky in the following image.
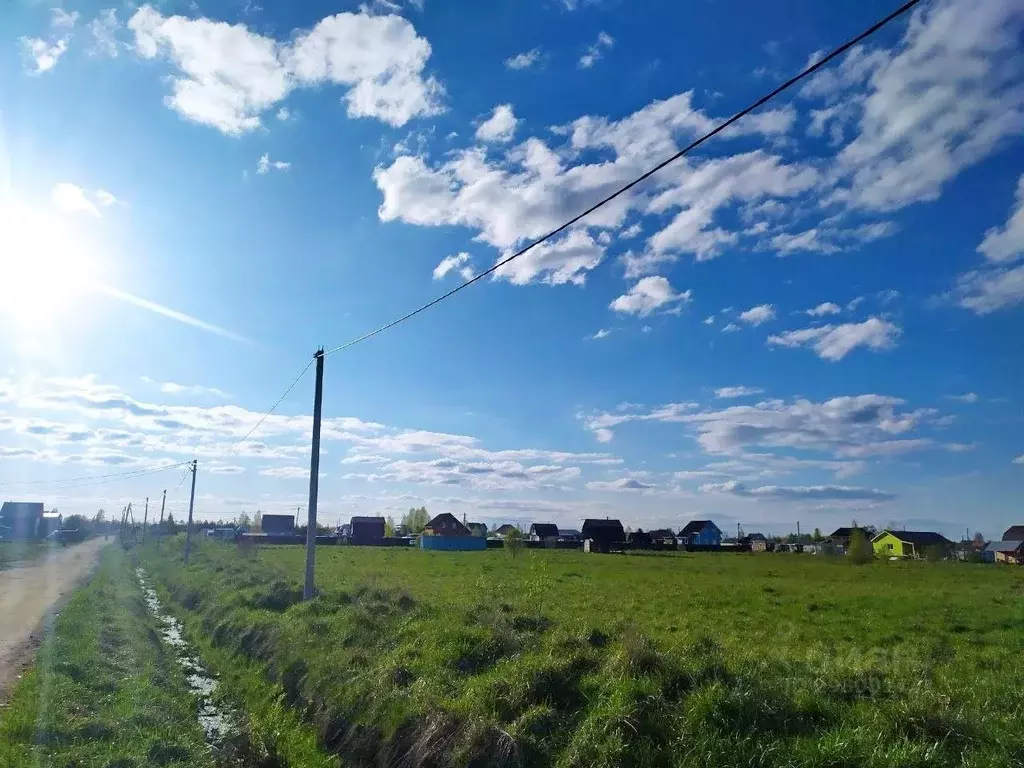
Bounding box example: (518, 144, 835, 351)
(1, 0, 1022, 538)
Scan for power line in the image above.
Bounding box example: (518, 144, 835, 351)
(322, 0, 922, 358)
(207, 356, 316, 463)
(0, 460, 193, 491)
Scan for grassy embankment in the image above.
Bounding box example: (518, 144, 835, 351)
(140, 540, 1024, 767)
(0, 546, 213, 767)
(0, 544, 334, 768)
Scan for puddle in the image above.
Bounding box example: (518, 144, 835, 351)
(136, 568, 235, 743)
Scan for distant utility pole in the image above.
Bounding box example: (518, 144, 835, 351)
(141, 496, 149, 546)
(183, 459, 198, 563)
(797, 520, 801, 538)
(157, 490, 166, 548)
(303, 348, 325, 601)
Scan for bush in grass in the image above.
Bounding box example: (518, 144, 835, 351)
(848, 529, 874, 564)
(504, 527, 524, 559)
(924, 544, 947, 562)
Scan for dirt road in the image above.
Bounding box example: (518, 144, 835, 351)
(0, 537, 109, 702)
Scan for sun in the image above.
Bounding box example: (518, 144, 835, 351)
(0, 200, 100, 330)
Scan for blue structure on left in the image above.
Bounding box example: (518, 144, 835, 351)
(420, 535, 487, 551)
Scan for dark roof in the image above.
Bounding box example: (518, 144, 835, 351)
(426, 513, 470, 535)
(1001, 525, 1024, 541)
(494, 524, 518, 535)
(582, 518, 625, 538)
(558, 529, 581, 538)
(746, 532, 768, 541)
(678, 520, 717, 536)
(530, 523, 559, 538)
(648, 528, 676, 539)
(1, 501, 44, 520)
(985, 540, 1024, 554)
(829, 526, 868, 539)
(879, 530, 952, 546)
(351, 516, 385, 524)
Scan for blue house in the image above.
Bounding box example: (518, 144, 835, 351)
(678, 520, 722, 546)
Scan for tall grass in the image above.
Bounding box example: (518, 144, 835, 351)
(141, 540, 1024, 767)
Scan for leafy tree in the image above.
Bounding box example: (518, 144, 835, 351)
(972, 531, 985, 545)
(504, 527, 524, 559)
(385, 516, 396, 537)
(236, 511, 251, 529)
(63, 514, 90, 534)
(401, 507, 430, 534)
(253, 510, 263, 533)
(848, 528, 874, 564)
(94, 509, 106, 524)
(164, 512, 177, 535)
(812, 527, 823, 542)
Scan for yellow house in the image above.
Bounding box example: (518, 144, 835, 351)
(872, 530, 952, 559)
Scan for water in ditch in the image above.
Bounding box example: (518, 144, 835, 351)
(136, 567, 235, 744)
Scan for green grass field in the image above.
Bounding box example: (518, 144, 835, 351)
(138, 540, 1024, 767)
(0, 540, 51, 569)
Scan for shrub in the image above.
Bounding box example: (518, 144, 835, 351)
(848, 529, 874, 564)
(504, 528, 524, 559)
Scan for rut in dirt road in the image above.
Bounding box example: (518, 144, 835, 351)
(0, 537, 109, 701)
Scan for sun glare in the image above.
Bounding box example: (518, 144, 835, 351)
(0, 200, 101, 330)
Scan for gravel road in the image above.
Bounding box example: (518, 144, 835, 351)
(0, 537, 109, 703)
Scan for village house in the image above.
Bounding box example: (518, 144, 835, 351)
(582, 518, 625, 554)
(871, 530, 952, 559)
(1001, 525, 1024, 541)
(647, 529, 677, 545)
(492, 524, 519, 538)
(529, 523, 559, 541)
(0, 501, 45, 540)
(984, 540, 1024, 565)
(466, 522, 488, 537)
(678, 520, 723, 547)
(349, 516, 385, 545)
(828, 526, 869, 550)
(421, 513, 485, 550)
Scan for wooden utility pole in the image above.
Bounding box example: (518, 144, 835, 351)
(183, 460, 198, 563)
(303, 349, 325, 601)
(141, 497, 149, 545)
(157, 490, 166, 548)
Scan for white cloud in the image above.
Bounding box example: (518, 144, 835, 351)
(703, 315, 715, 325)
(493, 230, 605, 286)
(432, 252, 474, 281)
(768, 222, 897, 255)
(260, 466, 311, 479)
(142, 378, 230, 399)
(586, 477, 655, 492)
(579, 31, 613, 69)
(276, 107, 291, 121)
(256, 153, 290, 173)
(476, 104, 519, 143)
(721, 322, 740, 333)
(590, 328, 611, 340)
(738, 304, 775, 326)
(88, 9, 120, 57)
(946, 393, 979, 404)
(1013, 455, 1024, 465)
(805, 302, 841, 317)
(127, 5, 443, 134)
(715, 386, 763, 399)
(700, 480, 895, 503)
(610, 276, 691, 317)
(52, 183, 102, 217)
(768, 317, 900, 361)
(822, 0, 1024, 212)
(505, 48, 541, 70)
(21, 37, 69, 74)
(979, 174, 1024, 263)
(95, 189, 119, 207)
(51, 9, 80, 29)
(954, 264, 1024, 314)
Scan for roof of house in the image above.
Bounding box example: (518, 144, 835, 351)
(829, 526, 868, 539)
(558, 529, 581, 537)
(494, 524, 518, 534)
(1001, 525, 1024, 540)
(426, 512, 470, 535)
(874, 530, 951, 546)
(530, 522, 559, 537)
(745, 532, 768, 541)
(467, 521, 486, 530)
(582, 518, 624, 537)
(350, 516, 385, 524)
(678, 520, 718, 536)
(648, 528, 676, 539)
(1, 501, 44, 519)
(984, 540, 1024, 554)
